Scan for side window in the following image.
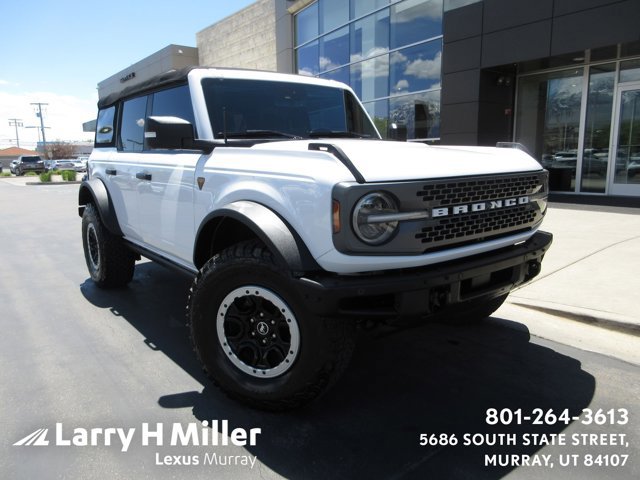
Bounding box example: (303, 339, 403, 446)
(119, 95, 148, 152)
(151, 85, 196, 127)
(95, 106, 115, 145)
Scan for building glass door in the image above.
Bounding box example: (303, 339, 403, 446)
(609, 82, 640, 196)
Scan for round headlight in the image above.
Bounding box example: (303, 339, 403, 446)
(352, 192, 399, 245)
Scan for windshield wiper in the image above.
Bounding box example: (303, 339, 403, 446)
(308, 129, 370, 139)
(216, 130, 303, 140)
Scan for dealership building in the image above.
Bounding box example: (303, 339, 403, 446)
(99, 0, 640, 199)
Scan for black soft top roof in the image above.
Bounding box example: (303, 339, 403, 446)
(98, 66, 196, 109)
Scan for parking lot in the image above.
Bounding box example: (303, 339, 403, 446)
(1, 178, 638, 479)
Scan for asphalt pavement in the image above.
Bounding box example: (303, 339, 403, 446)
(1, 176, 639, 480)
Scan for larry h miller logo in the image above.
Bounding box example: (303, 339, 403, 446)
(13, 421, 262, 467)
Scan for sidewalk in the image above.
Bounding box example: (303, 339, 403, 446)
(507, 203, 640, 329)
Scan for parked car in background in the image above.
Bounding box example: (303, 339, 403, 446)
(52, 159, 76, 171)
(15, 155, 45, 176)
(9, 160, 19, 174)
(71, 159, 87, 172)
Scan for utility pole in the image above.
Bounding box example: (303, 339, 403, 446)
(31, 102, 49, 156)
(8, 119, 23, 148)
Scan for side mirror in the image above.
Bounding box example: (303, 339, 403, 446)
(145, 116, 215, 153)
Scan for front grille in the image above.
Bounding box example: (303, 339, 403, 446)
(416, 174, 541, 205)
(414, 172, 547, 252)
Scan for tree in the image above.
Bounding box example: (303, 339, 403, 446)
(43, 142, 77, 160)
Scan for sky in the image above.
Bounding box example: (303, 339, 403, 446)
(0, 0, 257, 150)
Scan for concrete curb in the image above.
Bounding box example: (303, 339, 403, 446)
(26, 181, 82, 186)
(507, 298, 640, 337)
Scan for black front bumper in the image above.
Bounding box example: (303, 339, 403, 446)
(295, 231, 552, 318)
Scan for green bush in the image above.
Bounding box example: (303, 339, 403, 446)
(60, 170, 77, 181)
(25, 171, 38, 177)
(0, 172, 11, 177)
(39, 171, 53, 182)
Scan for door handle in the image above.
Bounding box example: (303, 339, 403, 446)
(105, 168, 117, 175)
(136, 172, 152, 181)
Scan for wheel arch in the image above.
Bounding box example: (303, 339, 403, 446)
(194, 201, 320, 274)
(78, 178, 123, 236)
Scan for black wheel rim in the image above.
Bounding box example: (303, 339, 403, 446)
(216, 286, 300, 378)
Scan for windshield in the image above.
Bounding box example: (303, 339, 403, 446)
(201, 78, 379, 140)
(21, 156, 41, 162)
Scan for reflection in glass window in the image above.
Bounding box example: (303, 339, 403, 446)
(515, 69, 584, 192)
(95, 106, 115, 145)
(320, 0, 349, 34)
(351, 55, 389, 102)
(319, 27, 349, 72)
(620, 59, 640, 84)
(351, 0, 389, 20)
(350, 9, 389, 62)
(614, 89, 640, 186)
(390, 40, 442, 96)
(582, 64, 615, 193)
(390, 0, 443, 50)
(389, 90, 440, 140)
(320, 65, 350, 85)
(363, 99, 389, 138)
(297, 40, 320, 76)
(119, 96, 148, 152)
(152, 85, 195, 126)
(296, 2, 318, 46)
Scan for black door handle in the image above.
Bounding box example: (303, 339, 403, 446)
(106, 168, 117, 175)
(136, 172, 152, 181)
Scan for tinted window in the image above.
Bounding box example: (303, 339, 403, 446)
(119, 96, 148, 152)
(95, 106, 116, 145)
(390, 0, 443, 49)
(201, 78, 377, 139)
(151, 85, 195, 125)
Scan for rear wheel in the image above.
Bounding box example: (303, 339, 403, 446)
(81, 203, 135, 288)
(188, 240, 355, 411)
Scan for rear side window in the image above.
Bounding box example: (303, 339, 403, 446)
(96, 107, 116, 145)
(119, 96, 148, 152)
(151, 85, 195, 127)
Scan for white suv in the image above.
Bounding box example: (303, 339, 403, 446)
(79, 67, 552, 410)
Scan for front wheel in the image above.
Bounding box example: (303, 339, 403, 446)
(188, 240, 355, 411)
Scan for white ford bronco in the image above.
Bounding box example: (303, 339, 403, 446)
(79, 67, 552, 410)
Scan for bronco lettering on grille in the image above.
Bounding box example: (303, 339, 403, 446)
(431, 196, 530, 218)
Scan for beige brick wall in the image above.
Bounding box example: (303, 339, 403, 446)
(197, 0, 286, 72)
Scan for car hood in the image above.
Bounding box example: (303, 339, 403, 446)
(252, 139, 543, 182)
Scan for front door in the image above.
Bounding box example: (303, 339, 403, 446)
(609, 82, 640, 196)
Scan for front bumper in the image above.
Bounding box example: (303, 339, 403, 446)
(296, 231, 552, 318)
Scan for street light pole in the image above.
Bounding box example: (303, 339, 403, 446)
(8, 119, 23, 148)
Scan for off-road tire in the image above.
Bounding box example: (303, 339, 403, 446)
(188, 240, 355, 411)
(81, 203, 135, 288)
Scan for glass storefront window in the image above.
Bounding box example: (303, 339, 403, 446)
(390, 0, 443, 50)
(350, 54, 390, 102)
(363, 99, 390, 138)
(614, 89, 640, 186)
(389, 90, 441, 140)
(516, 69, 584, 192)
(296, 3, 318, 46)
(581, 64, 615, 193)
(351, 0, 389, 19)
(319, 27, 349, 72)
(390, 40, 442, 95)
(319, 65, 350, 85)
(620, 59, 640, 84)
(297, 40, 319, 76)
(350, 9, 389, 62)
(320, 0, 349, 34)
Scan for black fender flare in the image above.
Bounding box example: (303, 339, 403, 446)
(78, 178, 123, 236)
(195, 201, 319, 273)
